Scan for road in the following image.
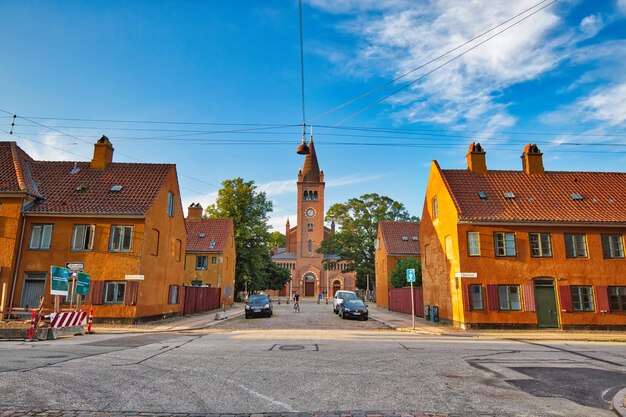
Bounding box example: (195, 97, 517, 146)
(0, 299, 624, 417)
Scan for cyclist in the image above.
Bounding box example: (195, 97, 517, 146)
(293, 292, 300, 313)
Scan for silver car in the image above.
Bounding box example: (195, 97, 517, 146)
(333, 290, 357, 314)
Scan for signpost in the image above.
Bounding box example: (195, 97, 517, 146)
(407, 268, 416, 330)
(50, 266, 70, 313)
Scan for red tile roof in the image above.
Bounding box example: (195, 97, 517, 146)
(439, 167, 626, 224)
(0, 142, 39, 196)
(379, 221, 421, 255)
(185, 218, 233, 252)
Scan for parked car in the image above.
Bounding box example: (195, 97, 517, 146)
(245, 294, 273, 319)
(333, 290, 357, 313)
(338, 298, 369, 320)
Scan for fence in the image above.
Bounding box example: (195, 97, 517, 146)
(181, 286, 221, 316)
(388, 287, 424, 317)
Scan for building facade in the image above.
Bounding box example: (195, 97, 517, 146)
(1, 137, 186, 323)
(421, 142, 626, 329)
(375, 221, 421, 308)
(271, 137, 355, 298)
(184, 203, 236, 305)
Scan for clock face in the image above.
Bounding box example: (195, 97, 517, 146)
(305, 208, 315, 218)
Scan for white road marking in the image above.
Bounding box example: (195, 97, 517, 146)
(225, 378, 297, 412)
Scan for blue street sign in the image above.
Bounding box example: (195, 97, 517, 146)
(406, 268, 416, 283)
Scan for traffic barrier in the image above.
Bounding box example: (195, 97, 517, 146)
(49, 311, 87, 328)
(87, 307, 94, 334)
(26, 310, 36, 341)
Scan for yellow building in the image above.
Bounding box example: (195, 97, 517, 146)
(184, 204, 236, 305)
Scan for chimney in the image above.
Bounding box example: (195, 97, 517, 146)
(285, 218, 291, 250)
(187, 203, 203, 220)
(273, 244, 279, 255)
(90, 135, 114, 169)
(466, 142, 487, 175)
(521, 143, 545, 175)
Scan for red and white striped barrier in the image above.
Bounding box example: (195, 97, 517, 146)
(87, 307, 94, 334)
(49, 311, 87, 328)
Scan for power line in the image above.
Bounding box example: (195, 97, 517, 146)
(333, 0, 560, 126)
(310, 0, 554, 123)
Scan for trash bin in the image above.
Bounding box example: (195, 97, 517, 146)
(431, 305, 439, 323)
(424, 304, 430, 320)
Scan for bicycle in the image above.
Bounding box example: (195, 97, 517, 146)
(293, 300, 300, 313)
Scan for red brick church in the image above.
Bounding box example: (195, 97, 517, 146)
(271, 136, 356, 298)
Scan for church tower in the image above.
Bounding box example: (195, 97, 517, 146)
(296, 135, 325, 261)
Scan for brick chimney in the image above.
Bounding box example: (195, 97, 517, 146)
(466, 142, 487, 175)
(187, 203, 203, 220)
(521, 143, 545, 175)
(90, 135, 114, 169)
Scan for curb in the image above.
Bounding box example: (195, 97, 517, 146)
(613, 387, 626, 417)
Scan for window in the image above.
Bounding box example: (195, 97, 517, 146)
(212, 256, 217, 264)
(71, 224, 95, 251)
(167, 192, 175, 217)
(470, 285, 483, 310)
(29, 224, 53, 250)
(529, 233, 552, 257)
(467, 232, 480, 256)
(169, 285, 179, 304)
(104, 282, 126, 304)
(175, 239, 182, 261)
(498, 285, 521, 310)
(152, 228, 160, 256)
(571, 286, 594, 311)
(494, 232, 516, 257)
(109, 225, 133, 252)
(602, 234, 624, 259)
(196, 256, 208, 270)
(609, 287, 626, 311)
(307, 222, 314, 231)
(308, 239, 313, 252)
(564, 234, 587, 258)
(432, 196, 438, 219)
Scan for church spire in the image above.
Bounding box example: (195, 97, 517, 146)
(301, 132, 320, 183)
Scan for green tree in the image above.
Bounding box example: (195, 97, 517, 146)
(261, 261, 292, 291)
(268, 231, 286, 250)
(390, 258, 422, 288)
(318, 193, 418, 289)
(205, 178, 273, 294)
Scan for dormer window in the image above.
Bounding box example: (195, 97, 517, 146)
(198, 233, 206, 238)
(110, 185, 123, 192)
(209, 240, 216, 249)
(402, 236, 409, 241)
(503, 192, 515, 199)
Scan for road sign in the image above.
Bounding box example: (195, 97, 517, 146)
(406, 268, 416, 283)
(50, 266, 70, 296)
(65, 262, 84, 272)
(125, 274, 144, 280)
(76, 272, 91, 296)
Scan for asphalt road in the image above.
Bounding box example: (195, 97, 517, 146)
(0, 300, 624, 417)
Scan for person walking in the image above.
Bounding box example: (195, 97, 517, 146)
(293, 292, 300, 313)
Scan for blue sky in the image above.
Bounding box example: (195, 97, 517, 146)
(1, 0, 625, 231)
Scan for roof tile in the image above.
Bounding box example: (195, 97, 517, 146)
(185, 218, 233, 252)
(379, 221, 421, 255)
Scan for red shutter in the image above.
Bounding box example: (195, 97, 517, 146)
(595, 286, 610, 312)
(558, 285, 573, 312)
(462, 284, 471, 312)
(523, 284, 536, 312)
(125, 281, 139, 306)
(90, 281, 105, 305)
(487, 284, 499, 311)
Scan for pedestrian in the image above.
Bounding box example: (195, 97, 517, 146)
(293, 292, 300, 313)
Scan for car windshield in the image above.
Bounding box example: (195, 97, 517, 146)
(339, 292, 357, 300)
(249, 294, 269, 303)
(344, 299, 365, 308)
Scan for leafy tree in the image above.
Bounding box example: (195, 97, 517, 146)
(205, 178, 273, 294)
(268, 231, 286, 250)
(318, 193, 417, 289)
(390, 258, 422, 288)
(261, 261, 292, 291)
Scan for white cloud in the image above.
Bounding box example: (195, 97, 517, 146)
(578, 82, 626, 126)
(326, 173, 389, 187)
(181, 191, 219, 217)
(268, 214, 296, 233)
(579, 14, 603, 37)
(17, 133, 86, 161)
(258, 179, 296, 197)
(619, 0, 626, 14)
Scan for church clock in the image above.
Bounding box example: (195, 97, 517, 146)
(305, 207, 315, 218)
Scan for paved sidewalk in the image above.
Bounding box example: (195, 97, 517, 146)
(0, 410, 462, 417)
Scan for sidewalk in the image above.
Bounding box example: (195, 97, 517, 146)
(367, 304, 626, 342)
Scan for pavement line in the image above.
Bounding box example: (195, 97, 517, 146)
(511, 339, 624, 367)
(224, 378, 297, 412)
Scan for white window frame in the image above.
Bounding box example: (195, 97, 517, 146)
(498, 285, 521, 311)
(565, 234, 588, 258)
(71, 224, 95, 251)
(29, 224, 53, 250)
(529, 232, 552, 257)
(104, 281, 126, 304)
(196, 256, 208, 270)
(470, 284, 483, 310)
(494, 232, 516, 257)
(609, 286, 626, 311)
(602, 234, 624, 259)
(571, 286, 594, 311)
(167, 192, 175, 217)
(109, 225, 133, 252)
(467, 232, 480, 256)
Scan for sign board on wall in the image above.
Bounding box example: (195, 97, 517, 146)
(125, 275, 144, 280)
(455, 272, 478, 278)
(50, 266, 70, 296)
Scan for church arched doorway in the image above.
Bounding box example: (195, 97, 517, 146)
(304, 273, 316, 297)
(332, 280, 341, 297)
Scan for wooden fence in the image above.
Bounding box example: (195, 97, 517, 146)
(388, 287, 424, 317)
(181, 286, 221, 316)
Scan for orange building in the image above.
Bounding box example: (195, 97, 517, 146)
(375, 221, 421, 308)
(184, 203, 236, 305)
(1, 137, 187, 323)
(271, 136, 356, 298)
(421, 142, 626, 329)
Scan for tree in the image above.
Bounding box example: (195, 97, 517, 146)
(205, 178, 273, 294)
(318, 193, 418, 289)
(261, 261, 292, 291)
(390, 258, 422, 288)
(268, 231, 286, 250)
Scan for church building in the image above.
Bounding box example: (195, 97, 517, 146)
(271, 136, 356, 298)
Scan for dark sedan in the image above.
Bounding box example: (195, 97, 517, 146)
(338, 299, 368, 320)
(245, 294, 273, 319)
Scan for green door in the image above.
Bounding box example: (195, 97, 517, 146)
(534, 281, 559, 328)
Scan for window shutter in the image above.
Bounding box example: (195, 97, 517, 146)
(88, 281, 105, 305)
(486, 284, 499, 311)
(462, 284, 471, 312)
(558, 285, 573, 312)
(523, 284, 536, 312)
(595, 286, 610, 312)
(125, 281, 139, 306)
(600, 235, 611, 258)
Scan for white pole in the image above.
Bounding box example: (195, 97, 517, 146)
(410, 280, 415, 330)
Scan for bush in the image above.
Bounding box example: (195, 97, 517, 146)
(389, 258, 422, 288)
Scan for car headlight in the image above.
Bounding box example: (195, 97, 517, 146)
(264, 303, 270, 309)
(344, 308, 351, 312)
(245, 305, 251, 310)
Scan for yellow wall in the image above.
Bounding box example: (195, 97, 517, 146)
(0, 196, 25, 306)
